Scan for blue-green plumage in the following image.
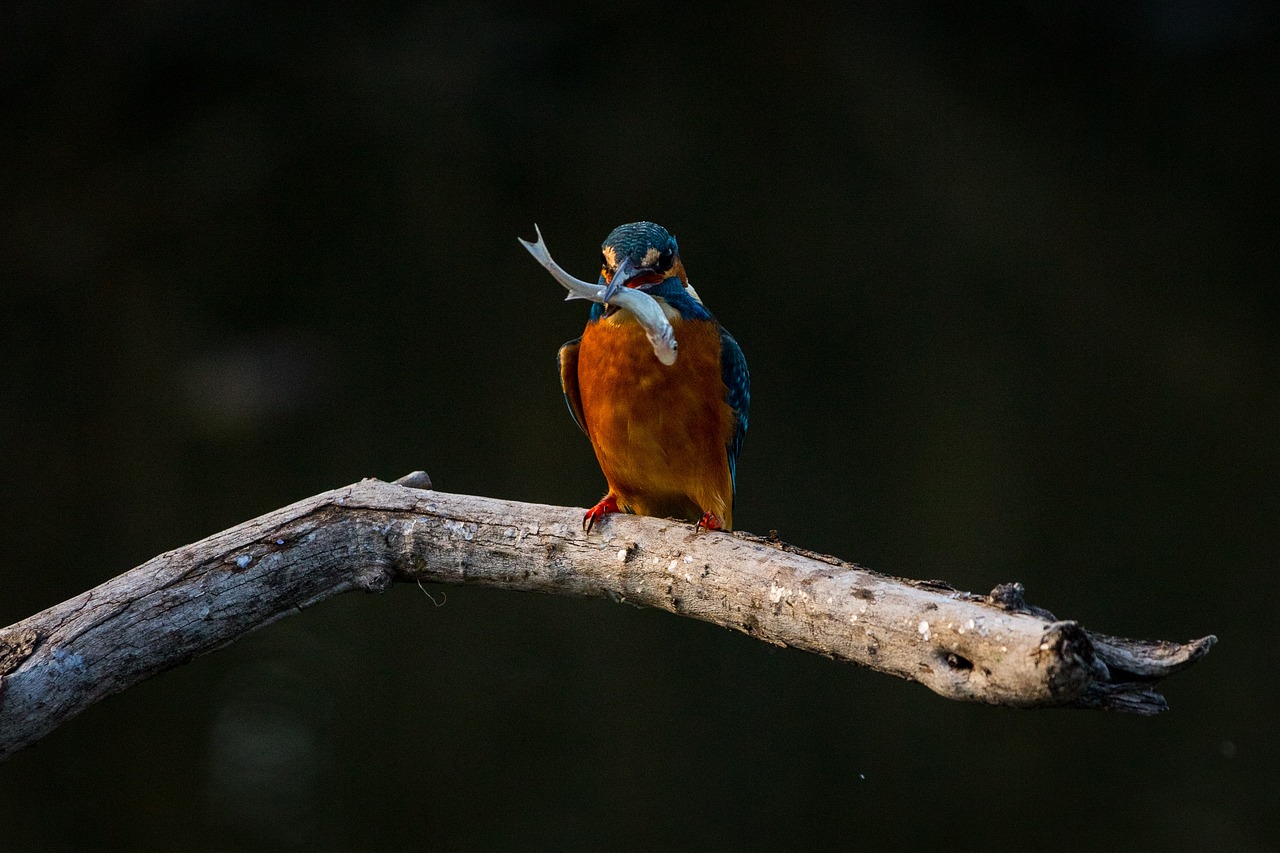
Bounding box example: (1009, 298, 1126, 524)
(600, 221, 679, 263)
(719, 329, 749, 488)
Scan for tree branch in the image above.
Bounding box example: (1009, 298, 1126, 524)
(0, 474, 1216, 761)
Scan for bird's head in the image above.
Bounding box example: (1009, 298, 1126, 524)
(598, 221, 687, 302)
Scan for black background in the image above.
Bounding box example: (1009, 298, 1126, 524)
(1, 2, 1275, 849)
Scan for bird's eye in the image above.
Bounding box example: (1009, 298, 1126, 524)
(655, 248, 674, 273)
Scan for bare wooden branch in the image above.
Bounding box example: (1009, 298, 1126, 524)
(0, 474, 1215, 761)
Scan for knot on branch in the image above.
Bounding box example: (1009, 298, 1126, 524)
(988, 582, 1058, 621)
(0, 627, 39, 702)
(0, 627, 38, 678)
(393, 471, 434, 490)
(1037, 620, 1101, 701)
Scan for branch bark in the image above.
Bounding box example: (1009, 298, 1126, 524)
(0, 474, 1215, 761)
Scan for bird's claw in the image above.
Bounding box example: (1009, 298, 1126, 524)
(695, 511, 724, 532)
(583, 495, 622, 533)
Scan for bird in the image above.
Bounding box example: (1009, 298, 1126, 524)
(558, 221, 749, 532)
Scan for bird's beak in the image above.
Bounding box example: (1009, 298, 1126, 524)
(600, 257, 637, 304)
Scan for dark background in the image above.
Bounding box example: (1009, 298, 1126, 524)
(2, 2, 1275, 849)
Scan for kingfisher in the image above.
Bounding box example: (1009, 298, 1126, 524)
(558, 222, 749, 532)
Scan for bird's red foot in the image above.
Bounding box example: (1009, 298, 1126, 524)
(583, 494, 621, 532)
(696, 511, 724, 531)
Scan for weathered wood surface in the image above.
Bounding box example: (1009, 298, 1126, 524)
(0, 474, 1215, 761)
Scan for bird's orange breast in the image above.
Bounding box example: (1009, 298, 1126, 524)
(576, 310, 736, 527)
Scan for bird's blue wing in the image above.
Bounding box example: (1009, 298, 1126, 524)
(558, 337, 588, 436)
(719, 328, 750, 490)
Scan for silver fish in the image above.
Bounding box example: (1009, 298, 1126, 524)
(519, 224, 678, 366)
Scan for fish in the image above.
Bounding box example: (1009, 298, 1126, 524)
(519, 224, 678, 366)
